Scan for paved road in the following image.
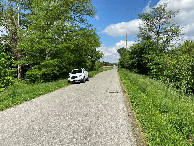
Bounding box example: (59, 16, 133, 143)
(0, 68, 136, 146)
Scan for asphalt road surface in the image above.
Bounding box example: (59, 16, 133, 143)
(0, 68, 136, 146)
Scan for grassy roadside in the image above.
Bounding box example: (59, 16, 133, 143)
(0, 66, 114, 111)
(118, 68, 193, 145)
(0, 79, 70, 111)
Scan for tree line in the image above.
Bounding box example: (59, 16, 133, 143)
(118, 3, 194, 94)
(0, 0, 103, 91)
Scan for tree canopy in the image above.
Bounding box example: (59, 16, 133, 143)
(117, 3, 193, 94)
(138, 3, 183, 51)
(0, 0, 103, 89)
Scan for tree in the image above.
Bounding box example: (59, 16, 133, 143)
(148, 40, 194, 94)
(70, 27, 102, 71)
(127, 40, 158, 74)
(0, 0, 31, 80)
(21, 0, 102, 82)
(117, 47, 128, 68)
(138, 3, 183, 51)
(0, 0, 102, 83)
(117, 47, 127, 58)
(119, 3, 183, 74)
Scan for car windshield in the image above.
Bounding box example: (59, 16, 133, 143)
(72, 69, 82, 74)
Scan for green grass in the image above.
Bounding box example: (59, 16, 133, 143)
(0, 67, 114, 111)
(0, 79, 70, 111)
(118, 68, 194, 145)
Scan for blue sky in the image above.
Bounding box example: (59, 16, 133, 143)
(89, 0, 194, 63)
(90, 0, 151, 46)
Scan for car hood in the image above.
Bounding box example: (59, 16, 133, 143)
(69, 73, 82, 76)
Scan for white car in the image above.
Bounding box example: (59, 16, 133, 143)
(68, 68, 89, 83)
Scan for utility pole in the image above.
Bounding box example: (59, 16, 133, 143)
(124, 33, 127, 69)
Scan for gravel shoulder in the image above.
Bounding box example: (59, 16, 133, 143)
(0, 68, 137, 146)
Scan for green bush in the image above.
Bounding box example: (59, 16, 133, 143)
(118, 40, 194, 94)
(94, 61, 103, 70)
(0, 44, 15, 92)
(25, 59, 69, 83)
(127, 40, 158, 74)
(118, 41, 159, 74)
(149, 41, 194, 94)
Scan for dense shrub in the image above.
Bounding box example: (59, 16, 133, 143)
(117, 3, 193, 94)
(118, 41, 194, 94)
(117, 47, 128, 69)
(149, 41, 194, 94)
(94, 61, 103, 70)
(25, 59, 70, 83)
(127, 40, 158, 74)
(0, 44, 15, 92)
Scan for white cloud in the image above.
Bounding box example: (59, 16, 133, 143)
(103, 0, 194, 41)
(157, 0, 194, 11)
(143, 0, 152, 13)
(155, 0, 194, 40)
(115, 40, 136, 49)
(103, 19, 142, 37)
(97, 40, 136, 63)
(183, 23, 194, 36)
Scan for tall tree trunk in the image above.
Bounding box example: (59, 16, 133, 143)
(17, 3, 22, 80)
(17, 64, 22, 80)
(1, 1, 22, 80)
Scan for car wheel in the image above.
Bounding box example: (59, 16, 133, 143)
(82, 77, 86, 83)
(87, 76, 89, 81)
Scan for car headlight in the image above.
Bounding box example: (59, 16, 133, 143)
(79, 75, 82, 77)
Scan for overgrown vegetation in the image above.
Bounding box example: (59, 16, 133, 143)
(118, 68, 194, 145)
(118, 3, 193, 94)
(0, 0, 103, 91)
(0, 44, 15, 91)
(117, 3, 193, 145)
(149, 41, 194, 94)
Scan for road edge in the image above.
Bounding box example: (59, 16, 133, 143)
(117, 69, 147, 146)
